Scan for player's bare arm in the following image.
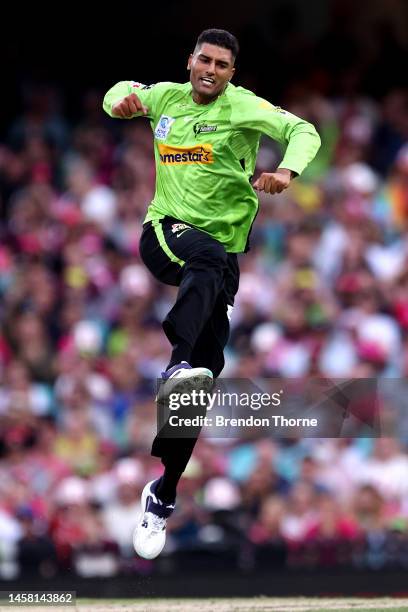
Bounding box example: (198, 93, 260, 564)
(111, 92, 148, 118)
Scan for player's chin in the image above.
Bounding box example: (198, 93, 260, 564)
(196, 81, 221, 97)
(197, 84, 213, 95)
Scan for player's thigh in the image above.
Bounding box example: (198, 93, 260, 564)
(159, 217, 227, 266)
(139, 222, 183, 286)
(224, 253, 240, 309)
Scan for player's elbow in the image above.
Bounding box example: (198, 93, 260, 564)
(297, 121, 321, 154)
(102, 97, 111, 117)
(310, 123, 321, 150)
(102, 81, 127, 118)
(309, 125, 321, 156)
(102, 90, 116, 117)
(300, 119, 320, 139)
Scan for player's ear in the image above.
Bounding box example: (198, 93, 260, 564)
(228, 68, 235, 81)
(187, 54, 193, 70)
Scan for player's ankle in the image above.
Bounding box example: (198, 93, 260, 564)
(156, 469, 183, 504)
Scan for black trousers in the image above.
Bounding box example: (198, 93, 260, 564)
(139, 216, 240, 471)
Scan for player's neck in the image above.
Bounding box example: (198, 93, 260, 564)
(191, 84, 228, 105)
(191, 91, 217, 105)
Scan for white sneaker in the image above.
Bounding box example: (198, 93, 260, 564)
(133, 479, 175, 560)
(158, 361, 214, 401)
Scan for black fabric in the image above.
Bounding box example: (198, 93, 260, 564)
(155, 469, 183, 504)
(167, 338, 194, 370)
(139, 217, 239, 376)
(139, 217, 240, 472)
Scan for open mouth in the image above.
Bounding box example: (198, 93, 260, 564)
(200, 77, 215, 87)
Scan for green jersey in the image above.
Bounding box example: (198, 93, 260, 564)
(103, 80, 320, 253)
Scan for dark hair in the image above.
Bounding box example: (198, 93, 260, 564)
(195, 29, 239, 61)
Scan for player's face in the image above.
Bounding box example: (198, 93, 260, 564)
(188, 43, 235, 104)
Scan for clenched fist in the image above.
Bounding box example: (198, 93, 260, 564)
(253, 168, 293, 194)
(111, 93, 148, 118)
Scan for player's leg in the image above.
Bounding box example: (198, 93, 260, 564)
(190, 253, 239, 377)
(135, 218, 230, 559)
(149, 217, 230, 370)
(134, 219, 188, 559)
(141, 216, 231, 473)
(139, 216, 220, 389)
(151, 254, 240, 505)
(169, 255, 239, 471)
(148, 217, 229, 492)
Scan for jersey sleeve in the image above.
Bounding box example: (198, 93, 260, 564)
(231, 90, 321, 176)
(103, 81, 159, 120)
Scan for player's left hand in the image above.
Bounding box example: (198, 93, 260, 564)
(253, 169, 293, 194)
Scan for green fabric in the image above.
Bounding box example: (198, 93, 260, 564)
(300, 119, 339, 182)
(103, 81, 321, 253)
(152, 219, 185, 266)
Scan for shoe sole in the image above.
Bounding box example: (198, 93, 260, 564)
(166, 374, 214, 396)
(158, 370, 214, 404)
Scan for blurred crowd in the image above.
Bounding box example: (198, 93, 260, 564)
(0, 67, 408, 579)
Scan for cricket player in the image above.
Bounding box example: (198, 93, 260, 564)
(103, 28, 321, 559)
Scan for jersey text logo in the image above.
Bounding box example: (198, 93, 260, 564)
(158, 144, 214, 165)
(193, 122, 217, 136)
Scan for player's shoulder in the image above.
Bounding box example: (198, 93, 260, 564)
(225, 83, 257, 101)
(141, 81, 186, 92)
(226, 84, 283, 113)
(128, 81, 185, 98)
(225, 83, 264, 110)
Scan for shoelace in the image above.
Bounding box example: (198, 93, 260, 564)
(149, 512, 167, 533)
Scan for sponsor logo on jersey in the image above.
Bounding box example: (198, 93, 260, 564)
(171, 223, 191, 234)
(158, 144, 214, 165)
(131, 81, 143, 88)
(154, 115, 175, 140)
(193, 122, 218, 136)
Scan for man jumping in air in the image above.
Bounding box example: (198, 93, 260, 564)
(103, 28, 321, 559)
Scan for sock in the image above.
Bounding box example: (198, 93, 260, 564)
(156, 467, 184, 504)
(167, 338, 193, 370)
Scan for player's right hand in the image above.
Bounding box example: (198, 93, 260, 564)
(111, 93, 148, 118)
